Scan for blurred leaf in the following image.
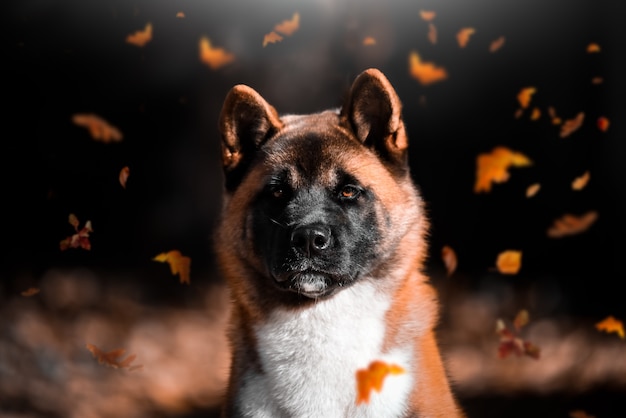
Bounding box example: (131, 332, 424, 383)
(586, 43, 601, 53)
(517, 87, 536, 109)
(457, 27, 475, 48)
(526, 183, 541, 198)
(595, 316, 625, 339)
(474, 146, 532, 193)
(489, 36, 506, 52)
(560, 112, 585, 138)
(571, 171, 590, 191)
(356, 360, 405, 405)
(547, 211, 598, 238)
(126, 23, 152, 47)
(597, 116, 610, 132)
(441, 245, 458, 277)
(199, 37, 234, 70)
(408, 51, 447, 86)
(153, 250, 191, 284)
(495, 250, 522, 275)
(21, 287, 40, 297)
(419, 10, 436, 21)
(86, 343, 142, 370)
(72, 113, 123, 143)
(60, 214, 93, 251)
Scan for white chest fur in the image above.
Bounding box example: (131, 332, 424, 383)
(237, 282, 414, 418)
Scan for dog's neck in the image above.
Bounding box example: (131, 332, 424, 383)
(234, 280, 417, 418)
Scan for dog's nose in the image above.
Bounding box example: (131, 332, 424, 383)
(290, 225, 332, 256)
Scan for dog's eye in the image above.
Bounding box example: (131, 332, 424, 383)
(268, 184, 289, 199)
(339, 185, 361, 200)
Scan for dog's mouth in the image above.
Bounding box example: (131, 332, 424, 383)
(273, 270, 345, 299)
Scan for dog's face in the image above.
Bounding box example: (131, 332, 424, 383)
(217, 69, 425, 306)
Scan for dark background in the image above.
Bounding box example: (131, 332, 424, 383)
(3, 0, 626, 417)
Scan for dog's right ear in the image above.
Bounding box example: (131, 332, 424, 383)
(219, 85, 283, 192)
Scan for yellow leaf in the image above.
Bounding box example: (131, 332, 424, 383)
(126, 23, 152, 47)
(408, 51, 447, 86)
(496, 250, 522, 275)
(356, 360, 405, 405)
(199, 37, 234, 70)
(153, 250, 191, 284)
(595, 316, 625, 339)
(474, 146, 532, 193)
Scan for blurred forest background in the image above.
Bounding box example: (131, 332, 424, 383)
(3, 0, 626, 417)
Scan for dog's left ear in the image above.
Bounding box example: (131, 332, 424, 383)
(341, 68, 408, 167)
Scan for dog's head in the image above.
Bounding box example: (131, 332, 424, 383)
(216, 69, 426, 306)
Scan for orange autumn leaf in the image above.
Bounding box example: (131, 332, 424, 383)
(513, 309, 529, 331)
(597, 116, 610, 132)
(560, 112, 585, 138)
(456, 27, 475, 48)
(356, 360, 405, 404)
(474, 146, 532, 193)
(199, 37, 234, 70)
(119, 166, 130, 189)
(176, 11, 185, 19)
(441, 245, 457, 277)
(408, 51, 448, 86)
(60, 214, 93, 251)
(489, 36, 506, 53)
(570, 411, 596, 418)
(427, 23, 437, 44)
(548, 106, 562, 125)
(86, 343, 143, 370)
(274, 12, 300, 36)
(547, 211, 598, 238)
(263, 31, 283, 47)
(517, 87, 536, 109)
(495, 250, 522, 275)
(526, 183, 541, 198)
(21, 287, 40, 297)
(126, 23, 152, 47)
(530, 107, 541, 121)
(362, 36, 377, 46)
(595, 316, 625, 339)
(72, 113, 123, 143)
(419, 10, 436, 21)
(591, 77, 603, 85)
(586, 43, 601, 53)
(153, 250, 191, 284)
(571, 170, 590, 191)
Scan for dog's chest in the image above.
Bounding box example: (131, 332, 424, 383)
(238, 283, 413, 417)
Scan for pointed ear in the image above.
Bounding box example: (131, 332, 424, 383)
(218, 84, 283, 191)
(341, 68, 408, 167)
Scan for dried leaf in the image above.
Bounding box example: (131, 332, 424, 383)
(153, 250, 191, 284)
(176, 11, 185, 19)
(548, 106, 562, 125)
(547, 211, 598, 238)
(513, 309, 529, 331)
(408, 51, 447, 86)
(441, 245, 457, 277)
(419, 10, 436, 21)
(595, 316, 625, 339)
(526, 183, 541, 198)
(362, 36, 377, 46)
(597, 116, 610, 132)
(427, 23, 437, 44)
(60, 214, 93, 251)
(571, 171, 590, 191)
(489, 36, 506, 53)
(199, 37, 234, 70)
(356, 360, 405, 405)
(263, 31, 283, 47)
(86, 343, 142, 370)
(530, 107, 541, 121)
(274, 12, 300, 36)
(560, 112, 585, 138)
(126, 23, 152, 47)
(119, 166, 130, 189)
(21, 287, 40, 297)
(570, 410, 596, 418)
(474, 146, 532, 193)
(495, 250, 522, 275)
(456, 27, 475, 48)
(517, 87, 536, 109)
(72, 113, 123, 143)
(496, 312, 540, 360)
(586, 43, 601, 53)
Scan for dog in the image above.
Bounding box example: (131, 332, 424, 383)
(215, 68, 464, 417)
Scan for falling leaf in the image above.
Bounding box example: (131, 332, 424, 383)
(362, 36, 377, 46)
(263, 31, 283, 47)
(586, 43, 601, 53)
(530, 107, 541, 121)
(419, 10, 436, 21)
(60, 214, 93, 251)
(408, 51, 448, 86)
(72, 113, 123, 143)
(489, 36, 506, 52)
(356, 360, 405, 405)
(560, 112, 585, 138)
(570, 411, 596, 418)
(514, 108, 523, 119)
(86, 343, 142, 370)
(441, 245, 457, 277)
(456, 27, 475, 48)
(119, 166, 130, 189)
(548, 106, 562, 125)
(595, 316, 625, 339)
(153, 250, 191, 284)
(495, 250, 522, 275)
(591, 77, 603, 85)
(21, 287, 40, 297)
(547, 211, 598, 238)
(474, 146, 532, 193)
(126, 23, 152, 47)
(517, 87, 536, 109)
(496, 311, 540, 360)
(597, 116, 610, 132)
(427, 23, 437, 44)
(526, 183, 541, 198)
(199, 37, 234, 70)
(274, 12, 300, 36)
(571, 171, 590, 191)
(176, 11, 185, 18)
